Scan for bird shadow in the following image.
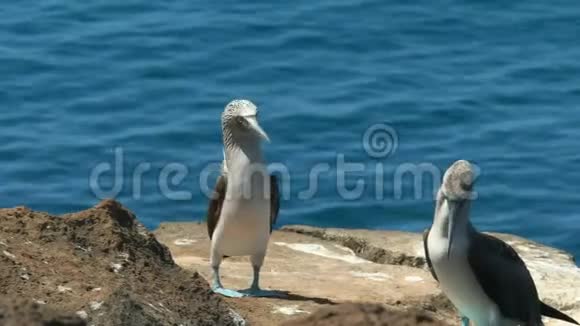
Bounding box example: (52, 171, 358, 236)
(272, 291, 338, 305)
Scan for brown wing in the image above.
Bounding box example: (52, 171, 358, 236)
(270, 175, 280, 232)
(207, 175, 227, 240)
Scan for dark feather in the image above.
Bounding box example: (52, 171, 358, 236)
(541, 302, 579, 325)
(270, 175, 280, 232)
(468, 232, 542, 324)
(422, 228, 438, 282)
(207, 175, 227, 240)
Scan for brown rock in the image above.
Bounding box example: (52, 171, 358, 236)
(281, 303, 446, 326)
(154, 222, 451, 326)
(0, 298, 86, 326)
(0, 200, 244, 326)
(281, 226, 580, 326)
(154, 222, 580, 326)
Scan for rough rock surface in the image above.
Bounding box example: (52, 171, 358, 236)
(281, 303, 445, 326)
(155, 223, 580, 326)
(154, 223, 453, 325)
(0, 200, 243, 326)
(0, 298, 86, 326)
(2, 200, 577, 326)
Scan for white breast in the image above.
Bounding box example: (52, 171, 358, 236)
(214, 157, 271, 257)
(217, 199, 270, 256)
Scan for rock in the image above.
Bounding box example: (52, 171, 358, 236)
(3, 199, 576, 326)
(281, 226, 580, 326)
(0, 200, 244, 326)
(89, 301, 104, 311)
(281, 303, 446, 326)
(0, 298, 86, 326)
(154, 223, 580, 326)
(58, 285, 73, 293)
(154, 222, 450, 325)
(280, 225, 426, 267)
(494, 233, 580, 319)
(3, 250, 16, 260)
(76, 310, 89, 321)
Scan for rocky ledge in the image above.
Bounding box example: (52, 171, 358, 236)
(155, 223, 580, 326)
(1, 201, 578, 326)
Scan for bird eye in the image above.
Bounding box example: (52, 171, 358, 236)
(236, 116, 249, 128)
(461, 182, 473, 192)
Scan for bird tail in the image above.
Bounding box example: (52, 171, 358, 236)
(541, 302, 579, 325)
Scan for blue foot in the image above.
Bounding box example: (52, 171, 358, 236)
(212, 286, 246, 298)
(239, 288, 286, 298)
(461, 316, 470, 326)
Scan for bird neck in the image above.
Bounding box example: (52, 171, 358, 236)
(432, 199, 474, 240)
(222, 127, 264, 171)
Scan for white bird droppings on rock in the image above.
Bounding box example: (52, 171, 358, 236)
(146, 302, 164, 313)
(404, 276, 423, 283)
(110, 262, 123, 273)
(90, 301, 104, 311)
(228, 309, 247, 326)
(514, 245, 530, 252)
(91, 287, 102, 292)
(75, 245, 90, 252)
(57, 285, 72, 293)
(174, 239, 197, 246)
(117, 252, 130, 261)
(274, 242, 368, 264)
(3, 250, 16, 260)
(351, 272, 391, 281)
(273, 305, 309, 315)
(33, 299, 47, 305)
(333, 244, 356, 255)
(76, 310, 88, 320)
(415, 246, 426, 258)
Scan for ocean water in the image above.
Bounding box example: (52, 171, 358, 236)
(1, 1, 579, 258)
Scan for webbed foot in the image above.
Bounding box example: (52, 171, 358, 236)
(239, 287, 287, 298)
(212, 286, 246, 298)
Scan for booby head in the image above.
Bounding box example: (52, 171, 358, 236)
(442, 160, 475, 201)
(222, 99, 270, 143)
(437, 160, 476, 259)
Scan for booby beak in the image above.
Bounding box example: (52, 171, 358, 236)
(447, 201, 457, 260)
(245, 116, 270, 142)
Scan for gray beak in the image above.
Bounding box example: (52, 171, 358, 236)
(245, 116, 270, 142)
(447, 201, 457, 259)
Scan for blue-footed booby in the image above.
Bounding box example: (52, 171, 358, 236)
(424, 160, 578, 326)
(206, 99, 280, 298)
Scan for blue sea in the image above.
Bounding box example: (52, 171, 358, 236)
(1, 1, 579, 259)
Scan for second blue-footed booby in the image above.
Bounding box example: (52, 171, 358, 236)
(424, 160, 578, 326)
(206, 99, 280, 298)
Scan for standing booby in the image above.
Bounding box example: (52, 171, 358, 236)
(206, 99, 280, 298)
(424, 160, 578, 326)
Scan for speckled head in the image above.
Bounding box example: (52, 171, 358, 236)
(222, 99, 258, 120)
(441, 160, 475, 201)
(221, 99, 269, 143)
